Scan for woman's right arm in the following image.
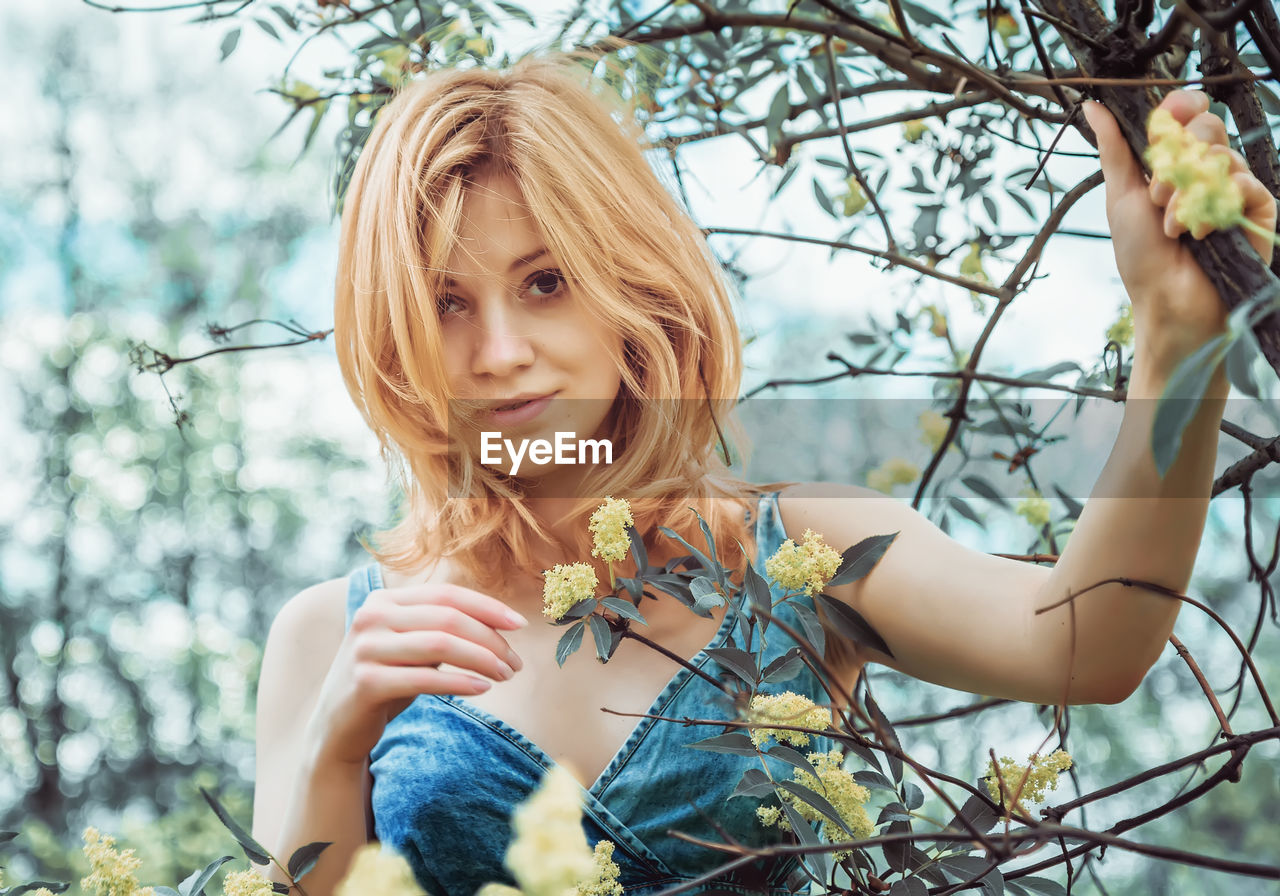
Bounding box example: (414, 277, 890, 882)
(251, 578, 527, 896)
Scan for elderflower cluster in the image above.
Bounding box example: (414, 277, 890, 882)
(866, 457, 920, 494)
(494, 766, 624, 896)
(986, 749, 1073, 809)
(1106, 304, 1135, 348)
(224, 869, 276, 896)
(81, 827, 155, 896)
(837, 177, 868, 217)
(757, 750, 874, 857)
(765, 529, 842, 596)
(901, 119, 929, 143)
(336, 846, 426, 896)
(1015, 488, 1051, 530)
(747, 691, 832, 748)
(588, 496, 633, 563)
(1144, 107, 1244, 234)
(542, 563, 598, 621)
(918, 410, 950, 452)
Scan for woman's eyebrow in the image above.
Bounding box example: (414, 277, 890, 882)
(442, 248, 552, 290)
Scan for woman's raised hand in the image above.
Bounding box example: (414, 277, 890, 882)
(1084, 90, 1277, 374)
(308, 584, 527, 766)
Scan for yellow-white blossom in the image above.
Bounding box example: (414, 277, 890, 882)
(986, 749, 1073, 809)
(588, 496, 633, 563)
(1015, 488, 1051, 530)
(902, 119, 929, 143)
(576, 841, 624, 896)
(335, 844, 426, 896)
(866, 457, 920, 494)
(505, 766, 596, 896)
(757, 749, 874, 857)
(80, 828, 155, 896)
(837, 177, 868, 217)
(1145, 107, 1244, 234)
(918, 410, 950, 452)
(765, 529, 842, 596)
(747, 691, 831, 749)
(223, 869, 276, 896)
(542, 563, 598, 621)
(1106, 304, 1135, 348)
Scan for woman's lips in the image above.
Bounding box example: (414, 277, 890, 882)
(488, 393, 555, 425)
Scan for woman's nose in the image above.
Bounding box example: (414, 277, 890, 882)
(470, 305, 535, 378)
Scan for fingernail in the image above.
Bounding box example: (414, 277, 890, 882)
(466, 677, 492, 693)
(506, 648, 523, 671)
(498, 662, 515, 680)
(505, 610, 530, 628)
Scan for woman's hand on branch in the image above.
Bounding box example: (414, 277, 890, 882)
(1085, 90, 1276, 374)
(308, 584, 527, 766)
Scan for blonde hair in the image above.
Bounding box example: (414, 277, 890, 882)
(334, 57, 761, 588)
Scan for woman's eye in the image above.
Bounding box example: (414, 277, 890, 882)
(526, 270, 567, 300)
(437, 294, 465, 316)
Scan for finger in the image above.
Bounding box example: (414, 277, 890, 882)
(1184, 111, 1228, 148)
(1163, 189, 1189, 240)
(1149, 177, 1174, 207)
(389, 603, 524, 670)
(361, 629, 517, 681)
(1234, 171, 1278, 264)
(1084, 100, 1148, 199)
(356, 664, 492, 702)
(1156, 89, 1210, 125)
(384, 584, 531, 630)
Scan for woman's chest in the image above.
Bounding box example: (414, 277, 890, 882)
(456, 607, 728, 789)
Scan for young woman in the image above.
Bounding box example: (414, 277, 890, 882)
(250, 58, 1277, 896)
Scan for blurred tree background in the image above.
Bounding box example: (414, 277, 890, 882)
(2, 0, 1279, 894)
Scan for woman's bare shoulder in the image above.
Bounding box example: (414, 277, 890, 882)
(261, 578, 350, 693)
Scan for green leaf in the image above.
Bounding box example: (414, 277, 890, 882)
(813, 178, 838, 218)
(690, 576, 724, 615)
(765, 82, 791, 148)
(828, 532, 899, 586)
(705, 646, 758, 685)
(8, 883, 72, 895)
(791, 601, 826, 658)
(777, 780, 858, 838)
(761, 647, 805, 683)
(963, 475, 1010, 508)
(863, 690, 903, 781)
(200, 788, 271, 865)
(587, 614, 612, 661)
(949, 495, 983, 526)
(270, 4, 298, 30)
(729, 767, 776, 798)
(219, 28, 241, 62)
(816, 594, 893, 658)
(743, 561, 773, 626)
(902, 781, 924, 810)
(255, 17, 281, 41)
(687, 732, 759, 756)
(1051, 486, 1083, 521)
(179, 855, 233, 896)
(286, 842, 330, 881)
(628, 524, 648, 570)
(495, 0, 538, 28)
(940, 856, 1004, 894)
(898, 0, 955, 28)
(766, 744, 820, 779)
(852, 769, 897, 792)
(881, 819, 913, 873)
(658, 526, 714, 574)
(780, 800, 833, 883)
(944, 793, 1001, 836)
(600, 596, 647, 624)
(889, 879, 928, 896)
(1152, 332, 1230, 476)
(0, 830, 18, 843)
(555, 621, 585, 666)
(1012, 876, 1067, 896)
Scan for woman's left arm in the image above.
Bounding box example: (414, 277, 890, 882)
(779, 90, 1276, 707)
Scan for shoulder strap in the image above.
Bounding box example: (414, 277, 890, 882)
(344, 565, 382, 630)
(753, 490, 789, 568)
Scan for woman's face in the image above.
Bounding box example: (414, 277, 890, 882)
(440, 169, 625, 485)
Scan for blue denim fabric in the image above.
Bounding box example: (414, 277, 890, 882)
(345, 491, 831, 895)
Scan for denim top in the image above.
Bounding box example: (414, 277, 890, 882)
(345, 491, 832, 895)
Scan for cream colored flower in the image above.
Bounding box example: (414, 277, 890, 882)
(901, 119, 929, 143)
(80, 827, 155, 896)
(335, 844, 426, 896)
(866, 457, 920, 494)
(986, 749, 1073, 809)
(542, 563, 598, 621)
(837, 177, 868, 217)
(765, 529, 842, 596)
(918, 410, 950, 452)
(1015, 488, 1050, 530)
(223, 868, 276, 896)
(588, 496, 633, 563)
(505, 766, 596, 896)
(1144, 107, 1244, 234)
(757, 749, 874, 858)
(576, 841, 624, 896)
(747, 691, 831, 748)
(1106, 304, 1135, 347)
(959, 242, 988, 283)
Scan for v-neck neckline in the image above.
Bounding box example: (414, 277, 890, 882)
(370, 563, 744, 797)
